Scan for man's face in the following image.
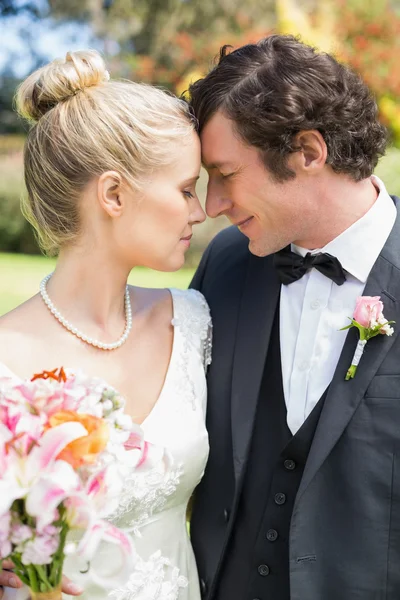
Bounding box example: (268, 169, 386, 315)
(200, 111, 312, 256)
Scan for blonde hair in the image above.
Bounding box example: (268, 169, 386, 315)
(15, 50, 196, 255)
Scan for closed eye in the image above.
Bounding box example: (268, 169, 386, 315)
(183, 191, 194, 198)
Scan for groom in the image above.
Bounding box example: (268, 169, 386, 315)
(189, 34, 400, 600)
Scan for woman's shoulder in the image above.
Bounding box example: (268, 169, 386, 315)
(130, 286, 212, 369)
(128, 285, 172, 331)
(0, 296, 43, 367)
(129, 286, 211, 325)
(0, 294, 43, 332)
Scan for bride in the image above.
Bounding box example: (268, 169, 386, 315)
(0, 50, 211, 599)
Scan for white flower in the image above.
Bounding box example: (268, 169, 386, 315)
(10, 524, 33, 545)
(115, 413, 132, 430)
(21, 533, 60, 566)
(102, 400, 113, 412)
(378, 315, 394, 336)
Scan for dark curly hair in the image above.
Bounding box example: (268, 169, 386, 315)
(189, 35, 387, 182)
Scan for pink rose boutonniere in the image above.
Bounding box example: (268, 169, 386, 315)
(341, 296, 395, 380)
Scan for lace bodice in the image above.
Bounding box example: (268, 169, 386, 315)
(106, 289, 211, 525)
(67, 288, 212, 600)
(0, 288, 212, 600)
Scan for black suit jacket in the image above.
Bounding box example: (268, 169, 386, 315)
(190, 200, 400, 600)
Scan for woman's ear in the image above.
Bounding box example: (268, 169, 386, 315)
(97, 171, 124, 218)
(289, 130, 328, 174)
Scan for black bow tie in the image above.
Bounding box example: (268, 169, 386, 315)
(273, 246, 347, 286)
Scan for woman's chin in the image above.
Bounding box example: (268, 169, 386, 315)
(149, 254, 186, 273)
(165, 257, 186, 273)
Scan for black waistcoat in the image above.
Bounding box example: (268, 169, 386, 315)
(214, 310, 327, 600)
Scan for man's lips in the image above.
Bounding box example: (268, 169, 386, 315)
(234, 217, 253, 228)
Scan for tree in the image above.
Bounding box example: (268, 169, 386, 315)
(0, 0, 52, 133)
(0, 0, 45, 17)
(335, 0, 400, 145)
(46, 0, 276, 90)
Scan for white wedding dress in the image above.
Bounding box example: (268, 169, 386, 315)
(0, 288, 212, 600)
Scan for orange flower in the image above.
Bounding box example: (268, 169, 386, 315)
(31, 367, 67, 382)
(48, 411, 109, 468)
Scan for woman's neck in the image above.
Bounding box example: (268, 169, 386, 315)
(45, 246, 131, 338)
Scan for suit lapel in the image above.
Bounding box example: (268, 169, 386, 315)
(231, 253, 281, 483)
(297, 198, 400, 502)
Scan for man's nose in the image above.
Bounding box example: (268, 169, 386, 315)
(205, 181, 232, 219)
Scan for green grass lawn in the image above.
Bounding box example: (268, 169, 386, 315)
(0, 253, 195, 316)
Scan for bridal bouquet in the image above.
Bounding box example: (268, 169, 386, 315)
(0, 367, 160, 599)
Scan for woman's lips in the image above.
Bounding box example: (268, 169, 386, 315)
(180, 234, 192, 248)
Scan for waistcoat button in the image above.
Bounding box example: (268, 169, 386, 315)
(284, 459, 296, 470)
(258, 564, 270, 576)
(274, 492, 286, 505)
(266, 528, 278, 542)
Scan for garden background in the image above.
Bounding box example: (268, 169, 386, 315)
(1, 0, 399, 315)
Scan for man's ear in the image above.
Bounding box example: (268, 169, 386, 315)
(289, 130, 328, 174)
(97, 171, 124, 218)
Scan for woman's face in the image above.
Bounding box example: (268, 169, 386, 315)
(110, 131, 205, 272)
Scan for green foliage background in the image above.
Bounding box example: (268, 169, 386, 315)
(0, 253, 195, 316)
(1, 0, 400, 315)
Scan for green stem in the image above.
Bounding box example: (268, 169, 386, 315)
(345, 364, 357, 380)
(10, 553, 31, 586)
(49, 558, 60, 588)
(14, 570, 31, 586)
(36, 565, 52, 591)
(27, 564, 39, 592)
(49, 522, 69, 587)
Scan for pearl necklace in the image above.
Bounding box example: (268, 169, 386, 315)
(39, 274, 133, 351)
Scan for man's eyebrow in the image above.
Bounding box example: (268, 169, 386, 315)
(202, 161, 233, 170)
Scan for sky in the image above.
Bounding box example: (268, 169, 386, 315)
(0, 8, 99, 77)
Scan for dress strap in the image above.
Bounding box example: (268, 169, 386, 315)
(170, 289, 212, 371)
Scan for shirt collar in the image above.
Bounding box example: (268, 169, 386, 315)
(292, 176, 396, 283)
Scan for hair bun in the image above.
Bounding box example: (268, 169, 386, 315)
(16, 49, 110, 123)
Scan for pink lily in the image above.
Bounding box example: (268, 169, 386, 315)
(25, 460, 81, 531)
(123, 423, 166, 471)
(0, 422, 87, 516)
(65, 464, 124, 528)
(63, 477, 136, 590)
(67, 519, 136, 589)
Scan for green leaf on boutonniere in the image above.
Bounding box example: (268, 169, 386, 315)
(340, 318, 367, 339)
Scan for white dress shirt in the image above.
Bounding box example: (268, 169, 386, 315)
(280, 176, 397, 435)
